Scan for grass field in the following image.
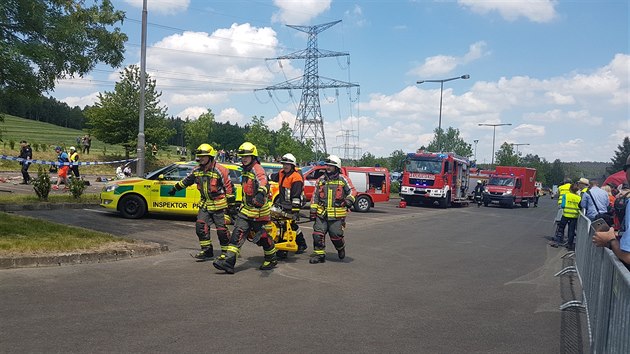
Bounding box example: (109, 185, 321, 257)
(1, 114, 181, 174)
(0, 212, 132, 255)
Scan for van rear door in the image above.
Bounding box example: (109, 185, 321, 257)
(348, 171, 367, 192)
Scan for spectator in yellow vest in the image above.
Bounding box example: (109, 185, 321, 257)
(551, 183, 581, 250)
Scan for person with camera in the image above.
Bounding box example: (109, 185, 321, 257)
(18, 140, 32, 184)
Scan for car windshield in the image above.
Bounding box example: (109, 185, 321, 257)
(261, 163, 282, 176)
(405, 159, 443, 174)
(488, 177, 515, 186)
(145, 163, 197, 181)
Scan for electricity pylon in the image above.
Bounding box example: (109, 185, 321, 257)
(258, 20, 359, 159)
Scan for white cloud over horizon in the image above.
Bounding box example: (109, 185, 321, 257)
(458, 0, 558, 23)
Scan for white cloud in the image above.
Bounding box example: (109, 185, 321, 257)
(169, 92, 229, 106)
(176, 107, 207, 120)
(409, 41, 488, 77)
(508, 124, 546, 138)
(216, 108, 246, 125)
(123, 0, 190, 14)
(272, 0, 332, 24)
(267, 111, 296, 131)
(60, 92, 100, 108)
(344, 5, 367, 27)
(458, 0, 558, 23)
(545, 91, 575, 105)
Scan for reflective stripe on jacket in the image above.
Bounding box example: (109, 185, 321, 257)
(240, 162, 270, 220)
(561, 192, 581, 218)
(176, 162, 233, 211)
(310, 173, 355, 220)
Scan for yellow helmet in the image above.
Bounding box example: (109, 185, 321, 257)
(237, 142, 258, 157)
(196, 143, 217, 158)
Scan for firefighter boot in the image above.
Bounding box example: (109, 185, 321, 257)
(337, 247, 345, 260)
(193, 246, 214, 261)
(259, 254, 278, 270)
(295, 231, 308, 254)
(213, 250, 236, 274)
(309, 249, 326, 264)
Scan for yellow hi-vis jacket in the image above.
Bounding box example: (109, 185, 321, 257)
(561, 192, 581, 218)
(557, 183, 571, 206)
(310, 173, 356, 220)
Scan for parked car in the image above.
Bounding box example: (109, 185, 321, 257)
(100, 161, 250, 219)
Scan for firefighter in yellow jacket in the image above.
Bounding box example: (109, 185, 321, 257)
(213, 142, 278, 274)
(169, 144, 234, 261)
(309, 155, 355, 264)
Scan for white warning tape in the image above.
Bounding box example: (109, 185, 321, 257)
(0, 155, 137, 166)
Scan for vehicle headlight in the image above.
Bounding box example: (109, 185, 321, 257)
(503, 190, 512, 195)
(103, 184, 118, 193)
(483, 188, 489, 193)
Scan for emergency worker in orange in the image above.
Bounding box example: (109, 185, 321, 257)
(213, 142, 278, 274)
(269, 153, 308, 256)
(309, 155, 355, 264)
(169, 144, 234, 261)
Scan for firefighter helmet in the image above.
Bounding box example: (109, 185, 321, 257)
(280, 153, 297, 166)
(325, 155, 342, 169)
(237, 142, 258, 157)
(69, 146, 76, 151)
(195, 143, 217, 158)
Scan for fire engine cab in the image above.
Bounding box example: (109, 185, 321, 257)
(400, 151, 470, 208)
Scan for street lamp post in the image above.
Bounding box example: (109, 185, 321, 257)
(473, 139, 479, 162)
(478, 123, 512, 166)
(510, 143, 530, 156)
(417, 74, 470, 151)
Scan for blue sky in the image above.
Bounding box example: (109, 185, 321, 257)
(51, 0, 629, 162)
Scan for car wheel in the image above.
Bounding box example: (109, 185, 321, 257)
(119, 194, 147, 219)
(354, 195, 371, 212)
(520, 199, 530, 208)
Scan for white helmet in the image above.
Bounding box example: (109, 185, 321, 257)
(325, 154, 342, 169)
(69, 146, 76, 151)
(280, 153, 297, 166)
(477, 180, 482, 184)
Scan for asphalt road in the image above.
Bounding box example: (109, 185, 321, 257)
(1, 197, 567, 353)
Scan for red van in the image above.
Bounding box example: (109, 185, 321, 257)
(301, 165, 391, 212)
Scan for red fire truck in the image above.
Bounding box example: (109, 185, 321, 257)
(482, 166, 537, 208)
(399, 151, 470, 208)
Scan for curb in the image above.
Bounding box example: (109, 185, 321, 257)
(0, 202, 99, 212)
(0, 244, 169, 269)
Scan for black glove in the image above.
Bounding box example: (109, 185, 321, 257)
(252, 192, 266, 207)
(344, 197, 354, 207)
(227, 195, 236, 204)
(309, 210, 317, 221)
(168, 186, 177, 196)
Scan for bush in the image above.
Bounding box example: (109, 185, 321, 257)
(41, 144, 48, 152)
(32, 166, 51, 200)
(32, 143, 39, 152)
(9, 139, 15, 150)
(390, 180, 401, 194)
(68, 177, 86, 199)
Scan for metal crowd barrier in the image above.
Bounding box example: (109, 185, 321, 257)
(558, 213, 630, 353)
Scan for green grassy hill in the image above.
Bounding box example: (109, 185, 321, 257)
(1, 114, 178, 174)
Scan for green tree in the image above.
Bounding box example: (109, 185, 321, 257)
(520, 153, 550, 186)
(358, 152, 377, 167)
(495, 142, 519, 166)
(244, 116, 273, 158)
(546, 159, 565, 186)
(607, 136, 630, 174)
(84, 65, 174, 158)
(1, 0, 127, 96)
(388, 149, 407, 172)
(424, 127, 473, 157)
(210, 121, 247, 151)
(184, 110, 215, 155)
(273, 122, 313, 164)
